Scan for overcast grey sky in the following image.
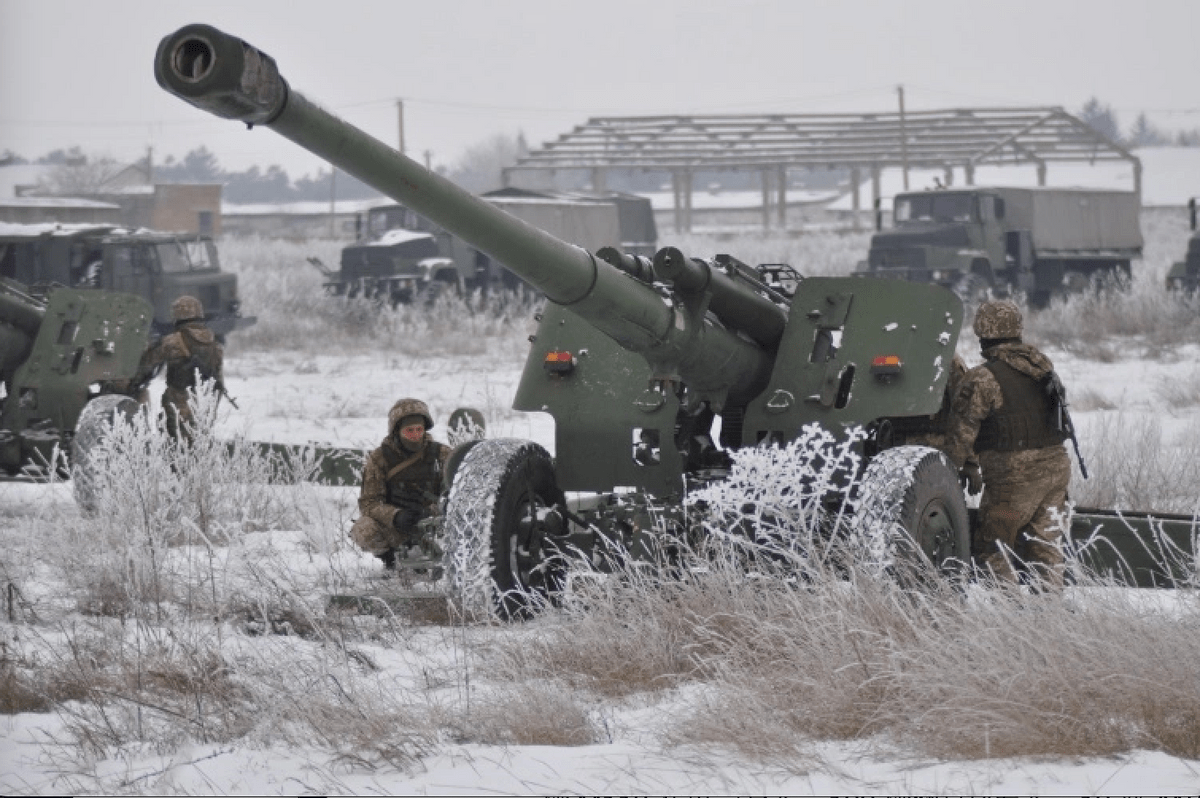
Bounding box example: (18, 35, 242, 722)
(2, 0, 1197, 179)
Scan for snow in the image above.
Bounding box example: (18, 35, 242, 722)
(3, 331, 1200, 796)
(640, 187, 842, 212)
(4, 713, 1197, 797)
(221, 197, 393, 217)
(366, 229, 436, 247)
(0, 221, 120, 237)
(828, 146, 1200, 211)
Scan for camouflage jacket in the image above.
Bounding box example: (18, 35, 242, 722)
(133, 322, 224, 406)
(945, 342, 1061, 472)
(358, 434, 451, 529)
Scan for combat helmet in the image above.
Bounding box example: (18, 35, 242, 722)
(388, 397, 434, 433)
(972, 300, 1023, 339)
(171, 295, 205, 323)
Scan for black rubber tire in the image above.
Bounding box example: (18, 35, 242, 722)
(853, 445, 971, 584)
(441, 439, 564, 619)
(71, 394, 139, 516)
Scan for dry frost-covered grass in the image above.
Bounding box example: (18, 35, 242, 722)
(2, 214, 1199, 790)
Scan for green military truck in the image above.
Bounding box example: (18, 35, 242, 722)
(856, 187, 1143, 306)
(313, 189, 654, 304)
(1165, 198, 1198, 292)
(0, 222, 255, 338)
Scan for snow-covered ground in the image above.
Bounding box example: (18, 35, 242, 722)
(3, 327, 1199, 795)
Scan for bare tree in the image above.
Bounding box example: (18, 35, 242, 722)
(37, 152, 125, 195)
(1128, 113, 1171, 147)
(446, 131, 529, 194)
(1078, 97, 1122, 144)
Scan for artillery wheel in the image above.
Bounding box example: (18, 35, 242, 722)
(852, 445, 970, 586)
(441, 439, 564, 619)
(71, 394, 139, 516)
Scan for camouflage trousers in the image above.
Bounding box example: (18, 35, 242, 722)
(976, 445, 1072, 588)
(163, 399, 194, 444)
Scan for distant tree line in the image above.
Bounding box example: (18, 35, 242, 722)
(1078, 97, 1200, 147)
(3, 100, 1196, 204)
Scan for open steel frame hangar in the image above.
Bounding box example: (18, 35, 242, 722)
(502, 106, 1140, 232)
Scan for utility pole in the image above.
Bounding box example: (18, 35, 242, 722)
(898, 85, 910, 191)
(424, 150, 432, 170)
(145, 145, 154, 183)
(397, 99, 405, 155)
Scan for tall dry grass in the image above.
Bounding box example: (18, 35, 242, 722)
(2, 212, 1197, 783)
(488, 439, 1200, 764)
(218, 235, 540, 358)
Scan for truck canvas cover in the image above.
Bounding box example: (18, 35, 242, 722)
(996, 188, 1144, 253)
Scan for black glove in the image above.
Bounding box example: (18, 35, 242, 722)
(393, 507, 422, 530)
(959, 461, 983, 496)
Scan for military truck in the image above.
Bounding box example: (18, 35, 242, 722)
(1165, 197, 1199, 292)
(313, 189, 650, 304)
(856, 187, 1144, 306)
(0, 277, 150, 482)
(156, 24, 1196, 617)
(0, 222, 255, 338)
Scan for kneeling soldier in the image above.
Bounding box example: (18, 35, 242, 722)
(350, 398, 451, 571)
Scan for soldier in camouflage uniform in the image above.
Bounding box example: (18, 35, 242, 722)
(945, 301, 1072, 587)
(350, 398, 451, 570)
(129, 295, 225, 444)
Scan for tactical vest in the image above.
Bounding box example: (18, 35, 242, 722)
(974, 361, 1067, 453)
(379, 441, 443, 505)
(166, 326, 221, 391)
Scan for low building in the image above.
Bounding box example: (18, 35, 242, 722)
(0, 161, 222, 235)
(0, 196, 121, 225)
(221, 198, 391, 240)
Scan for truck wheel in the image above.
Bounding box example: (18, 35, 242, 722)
(71, 394, 139, 516)
(441, 439, 565, 619)
(852, 445, 970, 586)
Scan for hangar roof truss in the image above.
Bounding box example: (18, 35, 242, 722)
(510, 107, 1138, 173)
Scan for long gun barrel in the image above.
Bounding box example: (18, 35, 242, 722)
(154, 24, 781, 407)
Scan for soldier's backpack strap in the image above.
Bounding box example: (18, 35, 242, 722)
(177, 330, 218, 381)
(385, 449, 424, 481)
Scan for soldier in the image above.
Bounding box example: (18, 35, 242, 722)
(129, 295, 225, 443)
(350, 398, 451, 571)
(945, 300, 1072, 588)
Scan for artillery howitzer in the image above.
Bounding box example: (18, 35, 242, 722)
(156, 25, 1198, 614)
(1, 277, 150, 492)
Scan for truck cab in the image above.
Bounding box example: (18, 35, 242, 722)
(862, 189, 1012, 298)
(0, 223, 254, 339)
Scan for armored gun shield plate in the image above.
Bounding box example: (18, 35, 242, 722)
(743, 277, 963, 446)
(3, 289, 151, 440)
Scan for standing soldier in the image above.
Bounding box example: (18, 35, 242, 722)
(945, 301, 1072, 588)
(129, 295, 225, 443)
(350, 398, 451, 571)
